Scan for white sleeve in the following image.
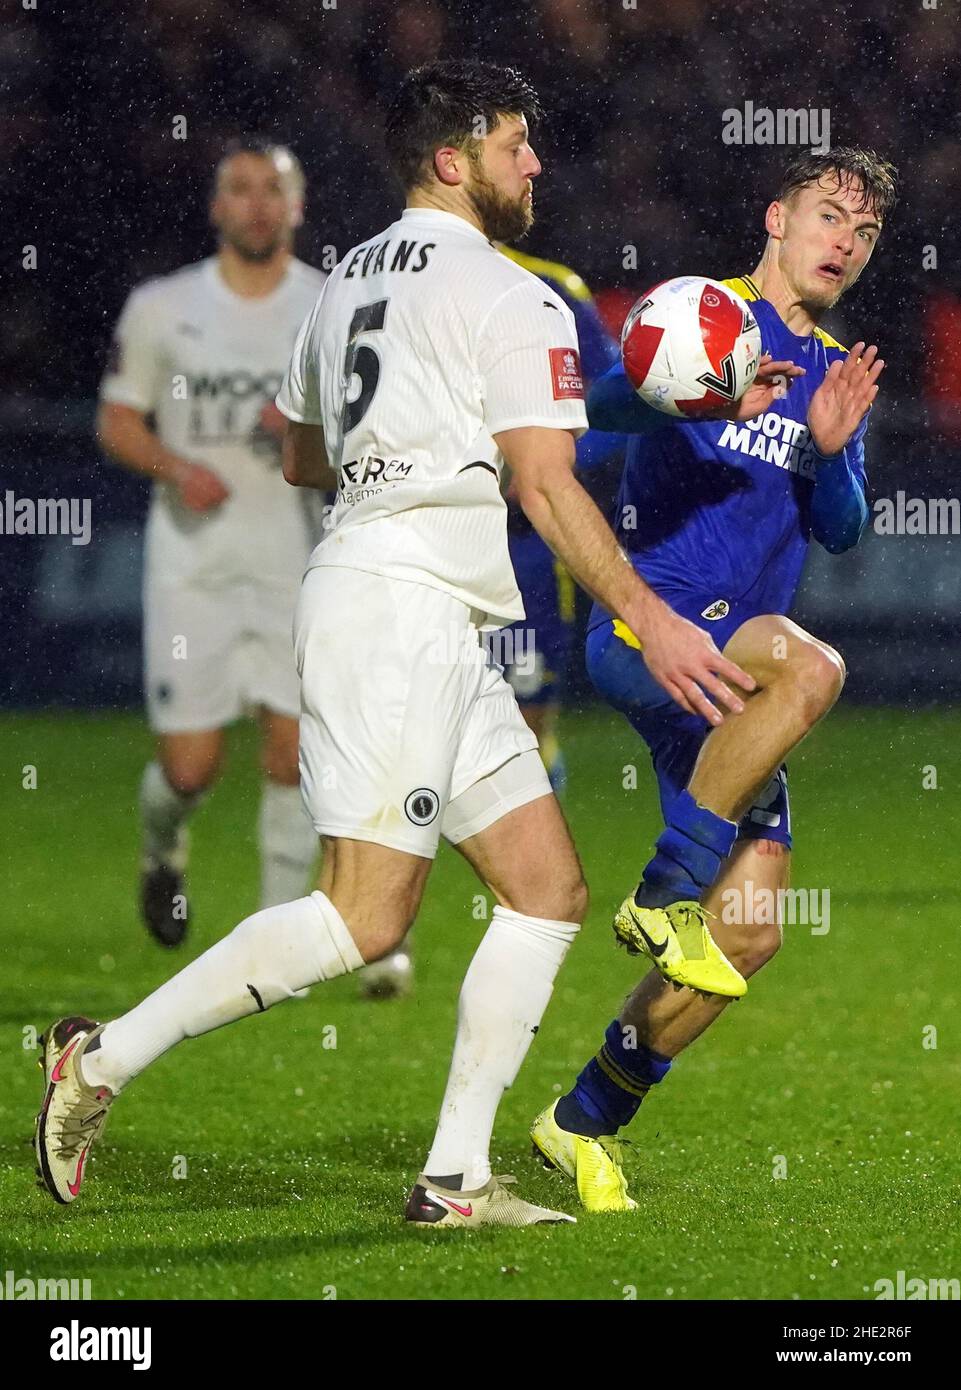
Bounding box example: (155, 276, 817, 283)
(276, 282, 328, 425)
(98, 286, 166, 414)
(476, 281, 589, 437)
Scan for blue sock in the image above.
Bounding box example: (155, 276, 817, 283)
(635, 789, 737, 909)
(555, 1020, 672, 1138)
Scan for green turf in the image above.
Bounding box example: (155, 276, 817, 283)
(2, 705, 959, 1301)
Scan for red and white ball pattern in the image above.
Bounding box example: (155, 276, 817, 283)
(621, 276, 762, 418)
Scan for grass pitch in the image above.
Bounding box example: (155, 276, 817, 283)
(2, 705, 959, 1300)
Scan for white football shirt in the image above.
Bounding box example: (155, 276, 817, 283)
(100, 256, 328, 589)
(276, 208, 588, 627)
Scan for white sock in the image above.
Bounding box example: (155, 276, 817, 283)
(259, 781, 318, 909)
(81, 891, 363, 1094)
(424, 905, 580, 1189)
(140, 761, 205, 869)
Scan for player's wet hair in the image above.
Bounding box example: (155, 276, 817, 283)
(213, 138, 305, 201)
(385, 60, 542, 191)
(776, 147, 898, 224)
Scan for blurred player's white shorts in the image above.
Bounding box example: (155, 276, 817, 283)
(144, 577, 301, 733)
(294, 565, 547, 858)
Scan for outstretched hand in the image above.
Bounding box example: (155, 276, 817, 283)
(807, 342, 884, 457)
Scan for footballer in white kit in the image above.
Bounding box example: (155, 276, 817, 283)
(276, 206, 588, 857)
(37, 64, 752, 1227)
(97, 141, 326, 945)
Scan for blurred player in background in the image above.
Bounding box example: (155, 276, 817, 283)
(362, 251, 625, 1001)
(498, 245, 624, 795)
(96, 140, 326, 947)
(531, 148, 897, 1211)
(35, 61, 756, 1226)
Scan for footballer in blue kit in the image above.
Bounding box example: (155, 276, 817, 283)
(530, 148, 898, 1211)
(585, 272, 870, 848)
(497, 245, 625, 793)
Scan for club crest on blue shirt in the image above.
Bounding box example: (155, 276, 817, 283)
(701, 600, 730, 621)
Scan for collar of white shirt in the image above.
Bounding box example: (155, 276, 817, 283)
(398, 206, 491, 244)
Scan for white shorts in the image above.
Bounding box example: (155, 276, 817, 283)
(294, 566, 547, 857)
(144, 578, 301, 733)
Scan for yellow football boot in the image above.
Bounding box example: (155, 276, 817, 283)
(530, 1100, 636, 1213)
(613, 897, 747, 998)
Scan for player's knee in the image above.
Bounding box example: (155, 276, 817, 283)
(824, 642, 847, 689)
(809, 642, 846, 714)
(261, 726, 301, 787)
(563, 873, 590, 925)
(504, 866, 588, 924)
(162, 756, 220, 797)
(792, 640, 846, 722)
(263, 750, 301, 787)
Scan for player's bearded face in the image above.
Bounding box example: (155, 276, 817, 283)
(465, 154, 535, 243)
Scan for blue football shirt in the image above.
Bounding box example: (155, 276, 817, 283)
(589, 274, 869, 629)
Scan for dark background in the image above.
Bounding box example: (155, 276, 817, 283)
(2, 0, 959, 705)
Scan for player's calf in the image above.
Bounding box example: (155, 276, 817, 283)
(417, 781, 584, 1204)
(704, 836, 788, 978)
(259, 779, 318, 910)
(140, 747, 221, 948)
(257, 710, 316, 909)
(711, 914, 782, 978)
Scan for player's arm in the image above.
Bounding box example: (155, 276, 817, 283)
(276, 288, 332, 488)
(497, 425, 755, 724)
(588, 356, 805, 434)
(807, 342, 883, 553)
(96, 402, 229, 512)
(588, 362, 674, 434)
(566, 286, 620, 383)
(810, 435, 869, 553)
(482, 282, 753, 721)
(98, 287, 229, 513)
(510, 294, 625, 479)
(281, 421, 336, 489)
(562, 298, 629, 472)
(574, 426, 630, 472)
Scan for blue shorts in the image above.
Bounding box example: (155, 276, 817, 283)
(586, 595, 792, 848)
(501, 532, 575, 706)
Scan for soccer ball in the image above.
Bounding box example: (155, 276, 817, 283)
(621, 276, 762, 418)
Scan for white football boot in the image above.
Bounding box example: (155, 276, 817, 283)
(405, 1172, 575, 1227)
(34, 1016, 114, 1204)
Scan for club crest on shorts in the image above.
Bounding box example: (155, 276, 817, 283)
(404, 788, 439, 826)
(700, 599, 730, 621)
